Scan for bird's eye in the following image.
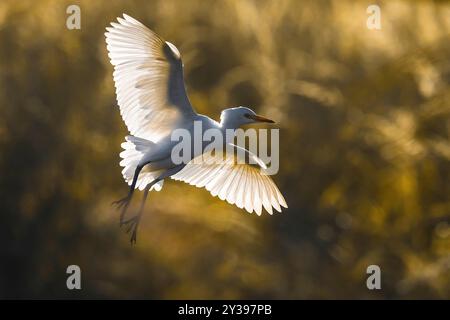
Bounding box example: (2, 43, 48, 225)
(244, 113, 252, 119)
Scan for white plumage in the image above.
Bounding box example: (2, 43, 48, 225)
(172, 149, 287, 215)
(105, 14, 287, 242)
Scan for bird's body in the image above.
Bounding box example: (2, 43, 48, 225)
(105, 14, 287, 243)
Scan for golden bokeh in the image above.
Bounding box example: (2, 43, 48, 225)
(0, 0, 449, 298)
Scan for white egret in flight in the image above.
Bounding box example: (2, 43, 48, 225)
(105, 14, 287, 243)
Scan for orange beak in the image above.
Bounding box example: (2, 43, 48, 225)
(248, 114, 275, 123)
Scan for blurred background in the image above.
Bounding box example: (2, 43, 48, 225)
(0, 0, 449, 299)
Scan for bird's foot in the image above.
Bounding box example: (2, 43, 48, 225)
(112, 195, 134, 226)
(111, 195, 131, 210)
(122, 215, 141, 245)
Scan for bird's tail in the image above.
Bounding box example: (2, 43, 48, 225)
(119, 136, 164, 191)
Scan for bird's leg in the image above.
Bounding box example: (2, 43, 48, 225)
(112, 164, 144, 225)
(122, 179, 160, 244)
(118, 166, 183, 244)
(122, 186, 149, 244)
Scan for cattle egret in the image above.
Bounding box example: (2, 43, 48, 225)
(105, 14, 288, 243)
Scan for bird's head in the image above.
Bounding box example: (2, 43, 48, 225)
(220, 106, 274, 129)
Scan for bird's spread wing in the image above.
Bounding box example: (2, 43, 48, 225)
(105, 14, 195, 142)
(171, 145, 288, 215)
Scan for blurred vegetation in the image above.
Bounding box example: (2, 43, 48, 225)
(0, 0, 449, 299)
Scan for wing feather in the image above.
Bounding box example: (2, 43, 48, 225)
(105, 14, 195, 142)
(244, 167, 255, 213)
(171, 148, 287, 215)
